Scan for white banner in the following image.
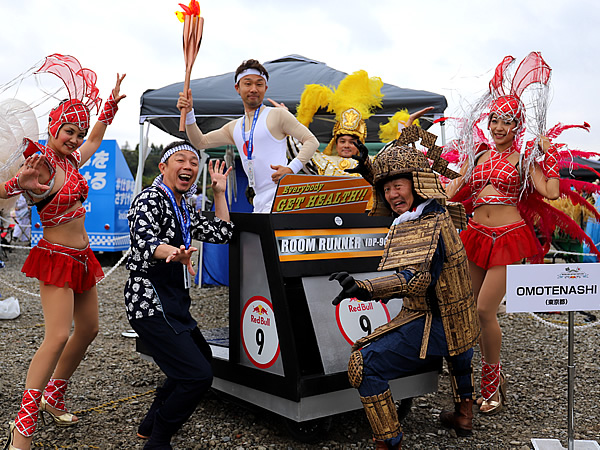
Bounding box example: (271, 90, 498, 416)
(506, 263, 600, 313)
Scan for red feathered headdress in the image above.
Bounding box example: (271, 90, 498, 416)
(36, 54, 102, 138)
(488, 52, 551, 132)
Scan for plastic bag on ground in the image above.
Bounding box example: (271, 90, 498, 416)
(0, 296, 21, 319)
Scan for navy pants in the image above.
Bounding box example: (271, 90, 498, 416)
(131, 315, 213, 434)
(359, 316, 473, 398)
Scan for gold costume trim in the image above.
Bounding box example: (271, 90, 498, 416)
(378, 211, 442, 271)
(395, 125, 460, 180)
(311, 152, 360, 177)
(447, 202, 468, 230)
(360, 389, 402, 441)
(347, 351, 364, 388)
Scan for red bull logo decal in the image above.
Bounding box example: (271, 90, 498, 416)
(347, 299, 374, 313)
(251, 314, 271, 326)
(251, 303, 271, 326)
(252, 304, 269, 315)
(241, 296, 280, 369)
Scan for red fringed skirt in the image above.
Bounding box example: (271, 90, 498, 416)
(460, 220, 538, 270)
(22, 239, 104, 294)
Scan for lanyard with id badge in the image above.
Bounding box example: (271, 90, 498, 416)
(158, 183, 193, 289)
(242, 106, 262, 189)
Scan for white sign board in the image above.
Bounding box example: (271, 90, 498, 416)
(506, 263, 600, 313)
(240, 296, 280, 369)
(334, 298, 392, 345)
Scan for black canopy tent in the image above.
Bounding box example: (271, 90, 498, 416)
(560, 156, 600, 182)
(139, 54, 447, 143)
(135, 55, 448, 195)
(135, 55, 449, 286)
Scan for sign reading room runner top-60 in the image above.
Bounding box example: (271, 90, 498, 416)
(506, 263, 600, 313)
(275, 228, 388, 262)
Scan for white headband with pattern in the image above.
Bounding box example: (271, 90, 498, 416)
(235, 68, 268, 86)
(160, 144, 199, 164)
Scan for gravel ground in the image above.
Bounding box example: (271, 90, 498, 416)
(1, 246, 600, 449)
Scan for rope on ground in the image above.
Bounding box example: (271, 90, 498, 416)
(21, 391, 156, 447)
(527, 311, 600, 330)
(547, 249, 598, 258)
(97, 248, 130, 284)
(0, 276, 40, 299)
(72, 389, 155, 415)
(0, 247, 131, 299)
(32, 443, 98, 449)
(0, 242, 31, 250)
(32, 442, 99, 449)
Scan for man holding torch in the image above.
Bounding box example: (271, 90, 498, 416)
(177, 59, 319, 213)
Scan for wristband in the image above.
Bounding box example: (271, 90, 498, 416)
(4, 175, 24, 197)
(185, 108, 196, 125)
(98, 93, 118, 125)
(23, 175, 56, 203)
(543, 144, 560, 179)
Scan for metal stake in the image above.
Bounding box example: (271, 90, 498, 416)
(568, 311, 575, 450)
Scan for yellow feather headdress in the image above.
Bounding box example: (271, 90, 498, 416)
(296, 70, 384, 155)
(378, 109, 423, 143)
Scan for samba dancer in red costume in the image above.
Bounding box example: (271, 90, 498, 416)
(446, 52, 600, 415)
(0, 54, 125, 450)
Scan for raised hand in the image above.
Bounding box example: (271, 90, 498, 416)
(18, 154, 51, 192)
(345, 141, 370, 175)
(112, 73, 127, 103)
(177, 88, 193, 113)
(267, 98, 288, 111)
(538, 135, 551, 153)
(329, 271, 370, 305)
(406, 106, 434, 128)
(208, 159, 232, 195)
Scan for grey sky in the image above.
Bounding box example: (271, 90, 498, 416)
(1, 0, 598, 152)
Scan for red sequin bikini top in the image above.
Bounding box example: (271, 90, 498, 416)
(36, 145, 88, 228)
(470, 146, 521, 208)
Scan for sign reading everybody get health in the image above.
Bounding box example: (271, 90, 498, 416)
(506, 263, 600, 313)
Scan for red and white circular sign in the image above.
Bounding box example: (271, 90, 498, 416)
(240, 296, 280, 368)
(335, 297, 391, 345)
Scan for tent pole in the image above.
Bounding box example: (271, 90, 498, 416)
(201, 157, 207, 211)
(197, 159, 208, 288)
(134, 121, 147, 197)
(436, 114, 446, 148)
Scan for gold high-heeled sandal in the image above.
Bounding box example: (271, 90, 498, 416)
(3, 422, 23, 450)
(39, 397, 78, 427)
(480, 372, 507, 415)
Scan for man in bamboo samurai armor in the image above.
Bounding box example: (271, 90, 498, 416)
(330, 126, 480, 449)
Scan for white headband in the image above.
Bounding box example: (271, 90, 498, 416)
(154, 143, 199, 197)
(160, 144, 199, 164)
(235, 68, 268, 86)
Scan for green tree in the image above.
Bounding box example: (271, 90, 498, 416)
(122, 143, 164, 189)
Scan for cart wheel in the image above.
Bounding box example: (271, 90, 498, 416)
(282, 416, 332, 444)
(396, 397, 413, 422)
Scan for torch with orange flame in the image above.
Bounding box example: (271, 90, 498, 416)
(176, 0, 204, 131)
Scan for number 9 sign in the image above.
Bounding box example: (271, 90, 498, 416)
(241, 296, 280, 368)
(335, 298, 391, 345)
